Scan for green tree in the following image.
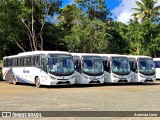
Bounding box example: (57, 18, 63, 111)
(20, 0, 62, 51)
(127, 19, 160, 57)
(107, 21, 130, 54)
(58, 4, 77, 28)
(0, 0, 62, 52)
(132, 0, 160, 23)
(65, 8, 108, 53)
(76, 0, 111, 21)
(0, 0, 28, 56)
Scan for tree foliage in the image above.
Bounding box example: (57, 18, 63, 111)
(132, 0, 160, 23)
(76, 0, 111, 21)
(0, 0, 159, 59)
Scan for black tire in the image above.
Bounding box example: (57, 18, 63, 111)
(35, 77, 41, 88)
(12, 76, 17, 85)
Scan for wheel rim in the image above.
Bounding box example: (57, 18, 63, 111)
(13, 76, 17, 85)
(36, 77, 40, 87)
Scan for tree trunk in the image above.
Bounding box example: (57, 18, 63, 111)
(15, 41, 25, 52)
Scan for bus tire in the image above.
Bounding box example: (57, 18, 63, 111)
(12, 76, 17, 85)
(35, 77, 41, 88)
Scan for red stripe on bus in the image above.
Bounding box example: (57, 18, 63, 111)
(3, 69, 10, 78)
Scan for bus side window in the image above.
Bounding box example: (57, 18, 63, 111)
(36, 56, 40, 66)
(23, 57, 26, 66)
(18, 58, 21, 67)
(9, 58, 13, 67)
(33, 56, 40, 66)
(20, 58, 24, 66)
(26, 56, 32, 66)
(3, 59, 6, 67)
(14, 58, 18, 67)
(41, 58, 47, 71)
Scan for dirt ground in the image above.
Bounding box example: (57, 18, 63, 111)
(0, 80, 160, 119)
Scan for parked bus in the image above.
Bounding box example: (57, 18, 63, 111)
(153, 58, 160, 79)
(128, 55, 156, 82)
(3, 51, 75, 87)
(99, 54, 131, 83)
(71, 53, 104, 84)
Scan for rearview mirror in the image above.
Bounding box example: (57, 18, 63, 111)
(133, 62, 137, 72)
(74, 60, 81, 69)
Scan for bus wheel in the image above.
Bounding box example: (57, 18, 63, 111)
(35, 77, 41, 88)
(12, 76, 17, 85)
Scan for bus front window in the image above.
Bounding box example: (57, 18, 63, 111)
(83, 56, 103, 76)
(139, 58, 155, 75)
(48, 55, 74, 76)
(112, 57, 130, 75)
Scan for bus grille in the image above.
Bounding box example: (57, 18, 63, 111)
(57, 79, 68, 81)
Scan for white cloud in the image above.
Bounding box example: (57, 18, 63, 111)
(157, 0, 160, 6)
(68, 0, 75, 5)
(112, 0, 140, 24)
(112, 0, 160, 24)
(116, 11, 133, 24)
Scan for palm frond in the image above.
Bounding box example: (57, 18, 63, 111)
(153, 6, 160, 11)
(135, 1, 144, 9)
(132, 8, 143, 12)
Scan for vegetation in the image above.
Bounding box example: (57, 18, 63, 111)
(0, 60, 2, 80)
(132, 0, 160, 23)
(0, 0, 159, 58)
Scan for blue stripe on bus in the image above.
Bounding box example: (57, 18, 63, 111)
(16, 76, 30, 84)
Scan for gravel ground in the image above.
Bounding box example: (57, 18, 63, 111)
(0, 80, 160, 119)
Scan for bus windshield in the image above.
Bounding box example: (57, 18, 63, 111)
(112, 57, 130, 75)
(48, 54, 74, 76)
(82, 56, 103, 76)
(139, 58, 155, 75)
(154, 61, 160, 68)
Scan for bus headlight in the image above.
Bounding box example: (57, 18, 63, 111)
(49, 75, 56, 80)
(101, 75, 104, 79)
(113, 75, 118, 78)
(140, 75, 144, 78)
(83, 75, 88, 79)
(71, 76, 74, 79)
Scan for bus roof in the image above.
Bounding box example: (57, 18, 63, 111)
(153, 58, 160, 61)
(100, 54, 127, 58)
(3, 51, 71, 58)
(91, 54, 128, 58)
(128, 55, 152, 59)
(18, 51, 70, 56)
(71, 53, 129, 59)
(71, 53, 102, 57)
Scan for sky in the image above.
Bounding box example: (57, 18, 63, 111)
(62, 0, 160, 24)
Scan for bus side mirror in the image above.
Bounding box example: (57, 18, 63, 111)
(78, 60, 81, 68)
(103, 60, 108, 67)
(74, 60, 81, 69)
(107, 60, 109, 67)
(133, 62, 137, 72)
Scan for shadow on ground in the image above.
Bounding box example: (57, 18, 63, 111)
(1, 80, 160, 89)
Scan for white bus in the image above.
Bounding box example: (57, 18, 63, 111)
(128, 55, 156, 82)
(3, 51, 75, 87)
(99, 54, 131, 83)
(153, 58, 160, 79)
(71, 53, 104, 84)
